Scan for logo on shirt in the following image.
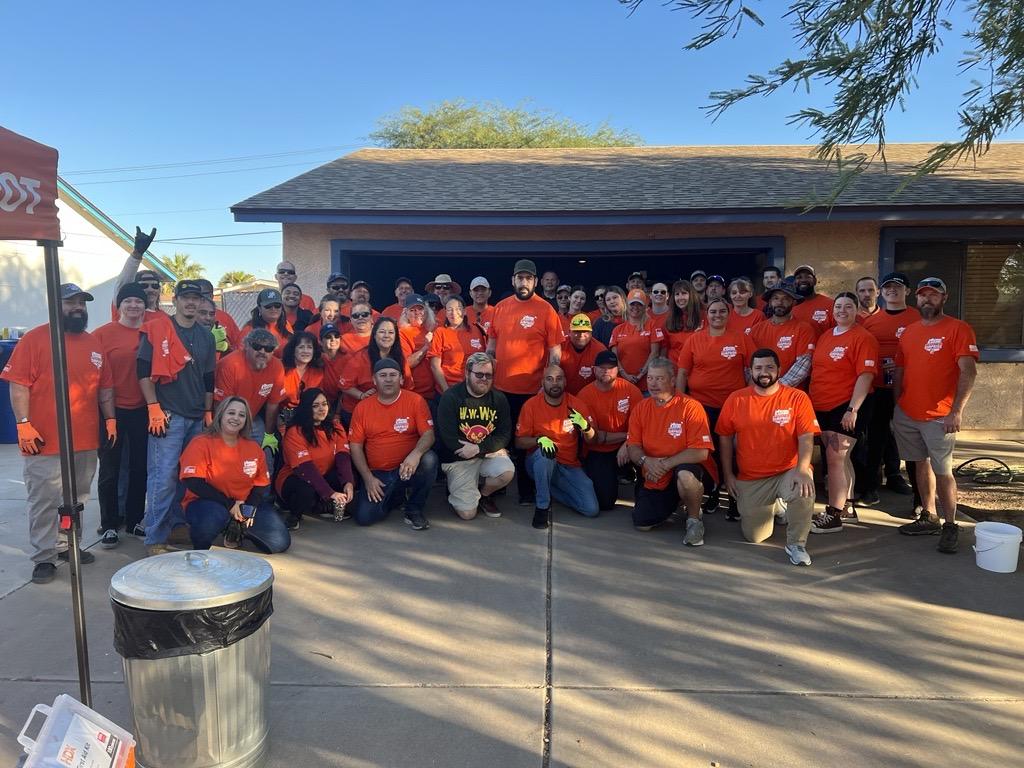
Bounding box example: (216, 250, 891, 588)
(969, 344, 978, 352)
(777, 336, 793, 350)
(924, 337, 944, 353)
(90, 351, 103, 369)
(394, 417, 410, 433)
(561, 418, 574, 433)
(580, 366, 593, 380)
(183, 465, 197, 475)
(296, 449, 310, 459)
(616, 398, 630, 414)
(470, 338, 483, 350)
(720, 345, 738, 360)
(772, 409, 791, 426)
(520, 315, 536, 329)
(160, 339, 170, 357)
(864, 359, 875, 367)
(242, 459, 258, 477)
(829, 346, 846, 361)
(895, 326, 907, 338)
(257, 383, 274, 397)
(667, 422, 683, 438)
(812, 310, 828, 323)
(702, 434, 711, 443)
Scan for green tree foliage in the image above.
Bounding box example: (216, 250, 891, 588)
(370, 100, 642, 148)
(621, 0, 1024, 201)
(158, 252, 205, 283)
(218, 270, 256, 287)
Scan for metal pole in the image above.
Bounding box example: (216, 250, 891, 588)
(39, 239, 92, 707)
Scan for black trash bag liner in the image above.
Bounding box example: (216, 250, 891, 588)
(112, 587, 273, 660)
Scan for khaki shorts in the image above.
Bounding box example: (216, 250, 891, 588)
(892, 405, 956, 476)
(442, 454, 516, 512)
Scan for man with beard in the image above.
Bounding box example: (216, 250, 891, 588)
(276, 260, 318, 313)
(791, 265, 835, 338)
(856, 276, 880, 319)
(214, 328, 287, 447)
(326, 272, 352, 314)
(516, 365, 599, 529)
(137, 280, 218, 555)
(560, 314, 607, 395)
(437, 353, 515, 520)
(2, 284, 115, 583)
(690, 270, 708, 305)
(892, 278, 979, 554)
(717, 349, 819, 566)
(705, 274, 727, 304)
(758, 266, 783, 312)
(750, 282, 817, 388)
(488, 259, 565, 505)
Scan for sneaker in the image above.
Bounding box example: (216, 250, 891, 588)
(857, 490, 880, 506)
(937, 522, 959, 554)
(784, 543, 812, 566)
(683, 517, 705, 547)
(223, 522, 242, 549)
(702, 487, 720, 514)
(58, 549, 95, 564)
(146, 544, 176, 557)
(404, 510, 430, 530)
(479, 495, 501, 518)
(898, 511, 941, 536)
(726, 497, 740, 522)
(285, 515, 301, 531)
(810, 508, 843, 534)
(32, 562, 56, 584)
(131, 524, 146, 537)
(886, 474, 914, 495)
(839, 501, 858, 521)
(532, 508, 549, 530)
(100, 529, 119, 549)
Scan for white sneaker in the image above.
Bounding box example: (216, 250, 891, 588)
(785, 543, 812, 566)
(683, 517, 705, 547)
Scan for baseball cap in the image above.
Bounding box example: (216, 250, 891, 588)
(372, 357, 402, 374)
(116, 283, 147, 306)
(690, 269, 707, 280)
(61, 283, 95, 301)
(595, 350, 619, 368)
(257, 288, 283, 307)
(707, 274, 727, 286)
(765, 280, 800, 300)
(569, 313, 592, 331)
(404, 293, 426, 308)
(194, 279, 214, 293)
(470, 276, 490, 290)
(916, 277, 947, 295)
(627, 289, 647, 305)
(513, 259, 537, 276)
(793, 264, 816, 277)
(423, 292, 443, 306)
(880, 272, 910, 288)
(174, 280, 204, 298)
(351, 280, 370, 291)
(627, 271, 645, 281)
(135, 270, 162, 283)
(557, 284, 572, 294)
(394, 276, 413, 288)
(327, 272, 348, 286)
(319, 323, 341, 339)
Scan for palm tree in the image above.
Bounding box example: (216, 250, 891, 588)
(159, 253, 205, 280)
(219, 270, 256, 287)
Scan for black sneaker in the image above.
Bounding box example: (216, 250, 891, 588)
(285, 515, 301, 531)
(810, 508, 843, 534)
(886, 474, 914, 495)
(840, 501, 858, 521)
(725, 497, 740, 521)
(702, 487, 720, 514)
(532, 508, 550, 530)
(32, 563, 56, 584)
(131, 524, 146, 537)
(856, 490, 880, 506)
(937, 522, 959, 553)
(58, 549, 95, 564)
(100, 529, 120, 549)
(223, 521, 242, 549)
(898, 512, 941, 536)
(404, 510, 430, 530)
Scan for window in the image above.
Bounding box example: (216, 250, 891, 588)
(894, 240, 1024, 349)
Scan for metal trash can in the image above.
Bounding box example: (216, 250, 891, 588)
(110, 550, 274, 768)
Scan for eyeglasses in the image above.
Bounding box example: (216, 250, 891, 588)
(136, 281, 160, 289)
(263, 303, 282, 310)
(277, 269, 296, 276)
(329, 283, 348, 291)
(651, 289, 668, 294)
(250, 343, 276, 353)
(351, 311, 372, 319)
(470, 371, 494, 380)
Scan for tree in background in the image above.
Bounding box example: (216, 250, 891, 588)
(157, 253, 204, 294)
(370, 100, 642, 148)
(621, 0, 1024, 200)
(219, 270, 256, 287)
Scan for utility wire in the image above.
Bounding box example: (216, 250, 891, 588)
(63, 144, 359, 175)
(70, 160, 329, 185)
(156, 230, 279, 243)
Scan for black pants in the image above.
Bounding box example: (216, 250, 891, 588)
(279, 471, 346, 521)
(702, 405, 724, 489)
(97, 406, 148, 531)
(858, 389, 920, 498)
(583, 449, 621, 511)
(503, 391, 536, 501)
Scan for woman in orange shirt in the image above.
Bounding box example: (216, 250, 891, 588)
(808, 292, 880, 534)
(241, 288, 292, 355)
(609, 290, 663, 389)
(276, 388, 354, 530)
(662, 279, 704, 362)
(725, 277, 765, 335)
(280, 331, 324, 417)
(399, 294, 437, 404)
(339, 316, 409, 426)
(179, 397, 290, 552)
(429, 296, 487, 394)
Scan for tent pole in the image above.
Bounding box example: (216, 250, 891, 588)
(39, 239, 92, 707)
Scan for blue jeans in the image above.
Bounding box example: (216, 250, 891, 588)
(185, 499, 291, 553)
(353, 451, 438, 526)
(525, 451, 599, 517)
(144, 412, 204, 545)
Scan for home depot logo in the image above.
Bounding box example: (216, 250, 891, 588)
(812, 309, 828, 323)
(616, 398, 630, 413)
(925, 337, 944, 353)
(720, 345, 738, 360)
(242, 459, 258, 477)
(394, 417, 410, 433)
(667, 422, 683, 438)
(773, 409, 791, 426)
(520, 315, 536, 329)
(829, 346, 846, 361)
(777, 336, 793, 350)
(0, 172, 42, 215)
(579, 365, 593, 379)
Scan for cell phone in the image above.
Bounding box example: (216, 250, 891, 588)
(239, 504, 256, 520)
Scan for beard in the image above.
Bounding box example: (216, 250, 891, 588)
(64, 312, 88, 333)
(772, 305, 790, 318)
(515, 285, 535, 300)
(919, 304, 940, 319)
(795, 283, 814, 297)
(754, 373, 779, 388)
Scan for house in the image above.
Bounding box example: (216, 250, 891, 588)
(0, 178, 174, 329)
(232, 144, 1024, 433)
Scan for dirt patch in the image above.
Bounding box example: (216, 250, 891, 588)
(955, 459, 1024, 529)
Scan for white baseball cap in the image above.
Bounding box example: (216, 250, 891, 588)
(470, 276, 490, 289)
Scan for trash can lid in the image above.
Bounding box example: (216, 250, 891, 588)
(109, 550, 274, 610)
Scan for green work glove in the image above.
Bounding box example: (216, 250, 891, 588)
(536, 436, 557, 460)
(569, 408, 590, 432)
(211, 325, 228, 352)
(134, 226, 156, 254)
(261, 432, 280, 454)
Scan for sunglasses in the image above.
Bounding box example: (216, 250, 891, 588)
(277, 269, 296, 276)
(330, 283, 348, 291)
(263, 303, 283, 310)
(433, 284, 451, 291)
(594, 293, 606, 300)
(136, 281, 160, 290)
(651, 289, 668, 294)
(471, 371, 494, 380)
(351, 311, 372, 319)
(250, 343, 275, 353)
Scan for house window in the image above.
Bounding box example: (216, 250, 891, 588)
(894, 240, 1024, 349)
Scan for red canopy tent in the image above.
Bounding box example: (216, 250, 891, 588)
(0, 125, 93, 705)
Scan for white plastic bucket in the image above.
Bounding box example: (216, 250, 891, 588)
(973, 522, 1023, 573)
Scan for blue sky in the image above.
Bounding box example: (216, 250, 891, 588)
(4, 1, 1016, 280)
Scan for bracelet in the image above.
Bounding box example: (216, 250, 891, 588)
(845, 406, 856, 413)
(638, 455, 647, 465)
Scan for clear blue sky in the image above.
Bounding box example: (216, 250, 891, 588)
(4, 0, 1015, 281)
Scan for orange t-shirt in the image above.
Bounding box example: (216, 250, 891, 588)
(576, 377, 643, 453)
(559, 338, 608, 395)
(320, 353, 346, 403)
(725, 309, 765, 336)
(626, 394, 714, 489)
(792, 293, 834, 338)
(660, 325, 700, 363)
(282, 365, 325, 409)
(213, 349, 286, 416)
(381, 302, 404, 321)
(490, 294, 565, 395)
(93, 321, 145, 409)
(515, 393, 594, 468)
(609, 320, 664, 378)
(275, 422, 350, 493)
(896, 316, 979, 420)
(400, 325, 437, 399)
(809, 325, 880, 411)
(299, 293, 317, 313)
(749, 317, 817, 375)
(349, 390, 433, 471)
(179, 433, 269, 507)
(716, 385, 821, 480)
(861, 307, 921, 388)
(1, 326, 112, 455)
(339, 332, 372, 356)
(678, 329, 756, 409)
(466, 305, 495, 335)
(338, 351, 412, 413)
(427, 326, 467, 390)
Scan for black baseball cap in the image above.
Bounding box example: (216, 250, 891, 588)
(352, 280, 370, 291)
(174, 280, 204, 298)
(880, 272, 910, 288)
(707, 274, 727, 286)
(394, 276, 413, 288)
(404, 293, 426, 308)
(61, 283, 95, 301)
(327, 272, 348, 286)
(595, 350, 619, 368)
(319, 323, 341, 339)
(372, 357, 402, 374)
(513, 259, 537, 276)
